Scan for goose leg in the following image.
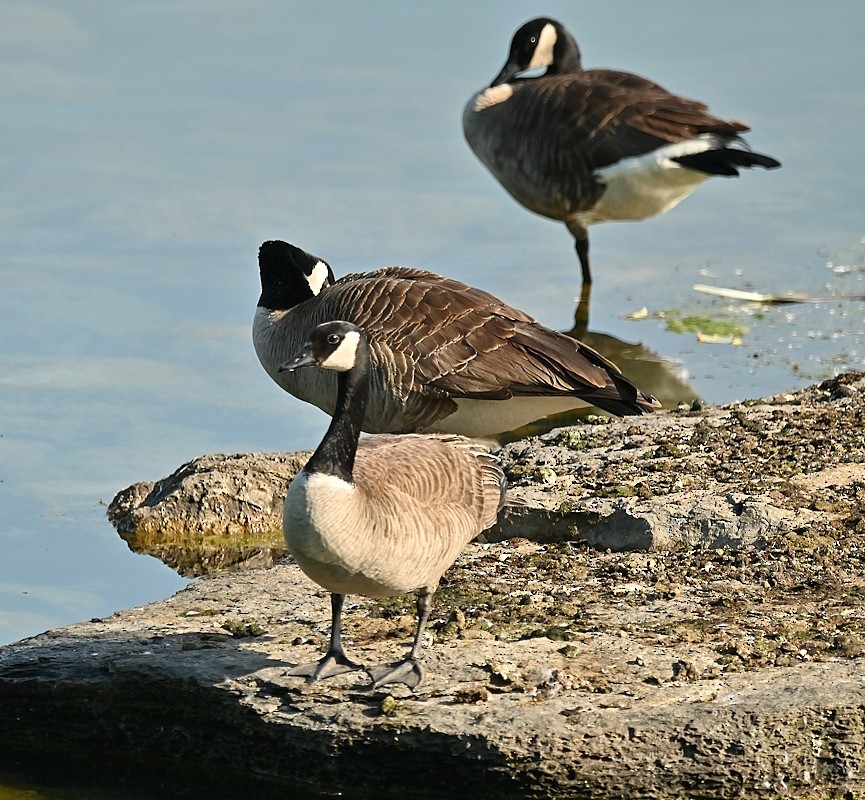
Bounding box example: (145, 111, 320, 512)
(288, 593, 364, 682)
(367, 591, 433, 691)
(574, 235, 592, 286)
(565, 219, 592, 286)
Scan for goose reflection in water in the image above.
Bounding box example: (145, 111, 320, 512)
(500, 284, 697, 443)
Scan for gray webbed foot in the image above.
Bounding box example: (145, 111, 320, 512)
(367, 658, 425, 690)
(288, 650, 364, 683)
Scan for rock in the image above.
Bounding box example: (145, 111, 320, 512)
(2, 547, 865, 799)
(4, 373, 865, 798)
(108, 451, 310, 576)
(108, 372, 865, 573)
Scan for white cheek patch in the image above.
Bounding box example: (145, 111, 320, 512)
(320, 329, 361, 372)
(473, 83, 515, 111)
(307, 260, 331, 296)
(528, 23, 557, 70)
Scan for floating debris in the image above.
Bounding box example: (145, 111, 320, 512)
(663, 312, 747, 339)
(693, 283, 865, 304)
(697, 332, 744, 346)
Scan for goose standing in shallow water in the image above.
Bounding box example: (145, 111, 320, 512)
(463, 17, 781, 286)
(253, 239, 659, 438)
(280, 320, 507, 689)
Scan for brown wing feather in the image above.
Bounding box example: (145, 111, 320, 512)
(308, 267, 655, 417)
(514, 71, 749, 171)
(354, 434, 505, 540)
(323, 268, 615, 396)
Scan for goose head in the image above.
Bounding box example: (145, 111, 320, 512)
(278, 320, 365, 375)
(258, 240, 336, 312)
(490, 18, 582, 87)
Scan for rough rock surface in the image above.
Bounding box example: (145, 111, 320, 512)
(108, 450, 311, 575)
(3, 373, 865, 799)
(109, 373, 865, 574)
(2, 543, 865, 799)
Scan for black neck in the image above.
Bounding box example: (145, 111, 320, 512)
(549, 31, 582, 74)
(303, 346, 369, 483)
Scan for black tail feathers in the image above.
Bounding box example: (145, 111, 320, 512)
(674, 147, 781, 176)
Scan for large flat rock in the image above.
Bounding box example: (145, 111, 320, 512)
(3, 534, 865, 798)
(3, 373, 865, 797)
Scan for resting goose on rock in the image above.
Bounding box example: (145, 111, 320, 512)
(462, 17, 781, 285)
(280, 320, 507, 689)
(253, 239, 659, 437)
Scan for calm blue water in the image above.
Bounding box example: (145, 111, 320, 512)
(1, 0, 863, 659)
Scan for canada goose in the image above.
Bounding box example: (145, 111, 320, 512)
(279, 320, 506, 689)
(463, 17, 781, 285)
(254, 240, 659, 438)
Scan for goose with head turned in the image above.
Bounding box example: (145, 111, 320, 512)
(253, 239, 659, 438)
(463, 17, 781, 286)
(279, 320, 506, 689)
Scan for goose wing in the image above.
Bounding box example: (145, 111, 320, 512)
(355, 435, 504, 538)
(322, 267, 625, 403)
(513, 70, 750, 171)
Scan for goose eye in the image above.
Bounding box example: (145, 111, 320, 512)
(327, 333, 340, 345)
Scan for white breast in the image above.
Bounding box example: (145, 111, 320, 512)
(284, 470, 424, 597)
(284, 471, 356, 561)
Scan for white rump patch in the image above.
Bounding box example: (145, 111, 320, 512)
(429, 395, 591, 438)
(307, 259, 331, 296)
(473, 83, 514, 111)
(587, 135, 718, 224)
(528, 23, 558, 70)
(321, 329, 361, 372)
